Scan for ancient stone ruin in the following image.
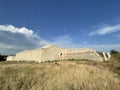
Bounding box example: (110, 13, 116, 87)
(7, 45, 111, 62)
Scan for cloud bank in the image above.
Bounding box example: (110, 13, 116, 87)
(0, 24, 120, 55)
(0, 25, 48, 54)
(89, 24, 120, 36)
(0, 25, 76, 55)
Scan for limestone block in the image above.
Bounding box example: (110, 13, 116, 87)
(102, 52, 111, 61)
(107, 52, 111, 60)
(7, 56, 15, 61)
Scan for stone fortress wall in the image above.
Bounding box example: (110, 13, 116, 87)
(7, 45, 111, 62)
(63, 48, 103, 61)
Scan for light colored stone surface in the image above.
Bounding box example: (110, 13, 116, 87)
(7, 56, 15, 61)
(107, 52, 111, 60)
(102, 52, 108, 61)
(102, 52, 111, 61)
(63, 48, 103, 61)
(7, 45, 104, 62)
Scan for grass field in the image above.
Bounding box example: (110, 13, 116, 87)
(0, 58, 120, 90)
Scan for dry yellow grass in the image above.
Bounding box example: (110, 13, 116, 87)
(0, 61, 120, 90)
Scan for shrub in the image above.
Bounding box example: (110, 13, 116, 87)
(110, 50, 119, 55)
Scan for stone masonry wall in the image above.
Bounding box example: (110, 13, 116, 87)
(7, 45, 104, 62)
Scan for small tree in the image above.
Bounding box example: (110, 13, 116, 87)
(110, 50, 120, 60)
(110, 50, 119, 55)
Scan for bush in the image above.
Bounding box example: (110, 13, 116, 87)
(111, 50, 119, 55)
(110, 50, 120, 61)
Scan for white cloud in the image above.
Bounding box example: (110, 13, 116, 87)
(0, 24, 120, 55)
(0, 25, 77, 54)
(89, 24, 120, 36)
(0, 25, 33, 36)
(0, 25, 49, 54)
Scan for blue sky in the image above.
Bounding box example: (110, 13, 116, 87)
(0, 0, 120, 54)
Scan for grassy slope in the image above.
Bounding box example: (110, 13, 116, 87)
(0, 59, 120, 90)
